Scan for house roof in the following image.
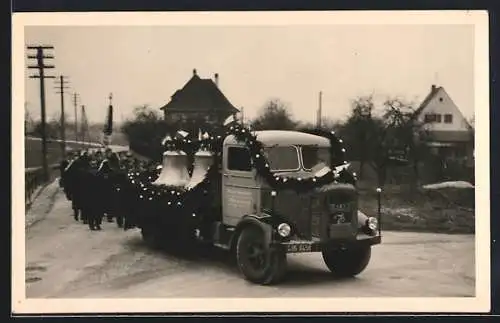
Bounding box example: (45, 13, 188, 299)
(414, 85, 442, 117)
(160, 73, 239, 115)
(427, 130, 473, 143)
(413, 84, 474, 131)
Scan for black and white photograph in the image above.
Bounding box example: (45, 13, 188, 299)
(12, 11, 490, 313)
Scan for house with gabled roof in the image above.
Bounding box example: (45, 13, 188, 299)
(160, 69, 240, 133)
(414, 84, 474, 167)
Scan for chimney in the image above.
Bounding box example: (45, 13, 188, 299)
(431, 84, 436, 91)
(193, 68, 197, 76)
(214, 73, 219, 87)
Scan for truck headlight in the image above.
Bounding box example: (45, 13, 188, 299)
(367, 217, 378, 231)
(277, 223, 291, 237)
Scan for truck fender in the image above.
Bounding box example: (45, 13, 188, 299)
(230, 214, 274, 252)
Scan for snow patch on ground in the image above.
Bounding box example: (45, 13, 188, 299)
(422, 181, 474, 190)
(382, 207, 421, 220)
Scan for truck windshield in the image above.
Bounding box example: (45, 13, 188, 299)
(301, 146, 331, 170)
(263, 146, 300, 171)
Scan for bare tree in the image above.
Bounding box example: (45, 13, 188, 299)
(251, 99, 298, 131)
(121, 105, 168, 160)
(338, 95, 430, 188)
(339, 95, 376, 179)
(382, 98, 430, 190)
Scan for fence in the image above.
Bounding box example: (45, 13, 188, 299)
(25, 163, 60, 209)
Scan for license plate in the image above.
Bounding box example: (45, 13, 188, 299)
(286, 242, 312, 253)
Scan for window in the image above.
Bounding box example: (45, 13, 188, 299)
(424, 114, 435, 123)
(263, 146, 300, 171)
(444, 114, 453, 123)
(301, 146, 331, 170)
(424, 113, 442, 123)
(227, 147, 252, 171)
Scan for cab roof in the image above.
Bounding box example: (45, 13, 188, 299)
(223, 130, 330, 147)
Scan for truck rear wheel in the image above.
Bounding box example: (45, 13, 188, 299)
(322, 246, 371, 277)
(141, 227, 162, 250)
(236, 226, 287, 285)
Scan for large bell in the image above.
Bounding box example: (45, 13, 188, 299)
(186, 149, 213, 190)
(152, 150, 190, 187)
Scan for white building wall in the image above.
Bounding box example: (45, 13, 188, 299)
(417, 87, 471, 132)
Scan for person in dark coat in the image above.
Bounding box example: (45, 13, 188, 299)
(96, 158, 114, 223)
(62, 154, 84, 221)
(59, 158, 69, 189)
(73, 152, 91, 223)
(110, 164, 128, 228)
(81, 164, 103, 230)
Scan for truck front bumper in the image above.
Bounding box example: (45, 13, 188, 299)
(275, 234, 382, 254)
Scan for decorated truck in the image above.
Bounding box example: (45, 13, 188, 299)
(121, 120, 382, 285)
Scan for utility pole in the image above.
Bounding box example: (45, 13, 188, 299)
(54, 75, 70, 159)
(72, 92, 79, 142)
(27, 45, 55, 182)
(81, 105, 87, 147)
(317, 91, 323, 128)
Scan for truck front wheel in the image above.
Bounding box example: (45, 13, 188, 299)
(236, 226, 287, 285)
(322, 246, 371, 277)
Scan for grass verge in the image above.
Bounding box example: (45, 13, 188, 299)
(358, 182, 475, 234)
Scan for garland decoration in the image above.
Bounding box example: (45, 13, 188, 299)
(120, 120, 356, 226)
(296, 127, 347, 167)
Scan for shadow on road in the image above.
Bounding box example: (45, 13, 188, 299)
(122, 234, 356, 287)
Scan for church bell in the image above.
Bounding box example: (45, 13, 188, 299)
(152, 150, 190, 187)
(186, 149, 213, 190)
(186, 131, 214, 190)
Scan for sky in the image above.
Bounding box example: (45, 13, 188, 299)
(24, 24, 475, 125)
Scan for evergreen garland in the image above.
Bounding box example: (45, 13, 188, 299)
(122, 122, 355, 220)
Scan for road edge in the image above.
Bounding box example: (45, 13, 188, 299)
(25, 178, 61, 230)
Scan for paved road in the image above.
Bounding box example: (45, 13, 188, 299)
(25, 185, 475, 298)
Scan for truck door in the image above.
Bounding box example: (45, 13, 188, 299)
(222, 145, 259, 227)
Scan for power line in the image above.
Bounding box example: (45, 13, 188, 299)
(54, 75, 70, 159)
(27, 45, 55, 181)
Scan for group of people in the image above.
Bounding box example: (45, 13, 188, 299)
(59, 148, 157, 231)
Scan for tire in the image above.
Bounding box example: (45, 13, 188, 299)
(116, 216, 124, 228)
(141, 227, 162, 250)
(236, 226, 287, 285)
(322, 246, 371, 277)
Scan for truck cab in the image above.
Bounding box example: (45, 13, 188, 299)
(213, 130, 381, 285)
